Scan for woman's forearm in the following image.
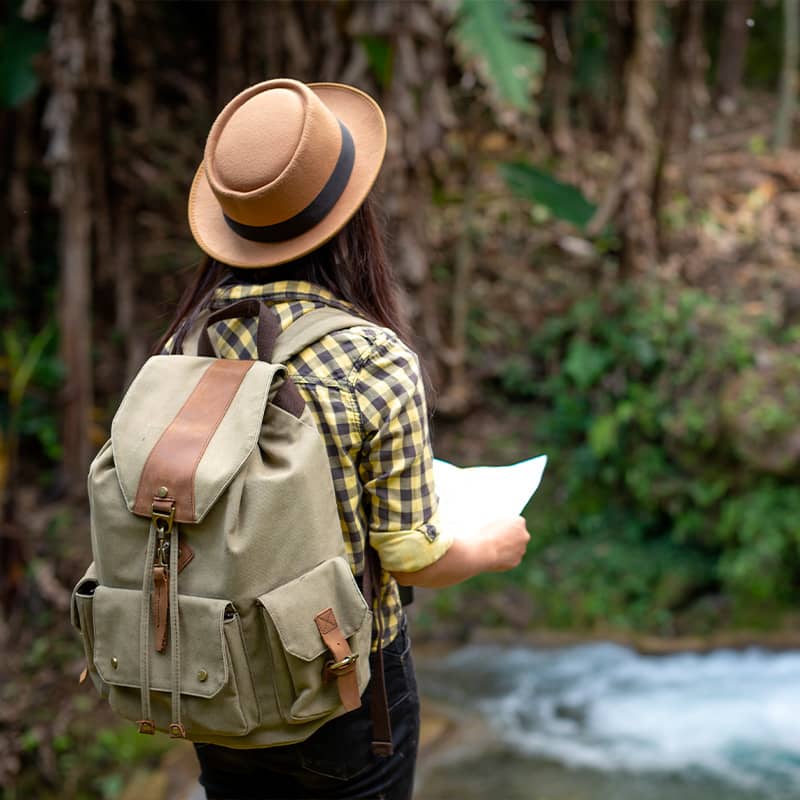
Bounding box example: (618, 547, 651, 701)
(391, 537, 486, 589)
(391, 516, 531, 589)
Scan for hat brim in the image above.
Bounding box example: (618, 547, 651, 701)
(188, 83, 387, 269)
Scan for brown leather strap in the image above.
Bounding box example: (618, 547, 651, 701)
(272, 378, 305, 418)
(153, 565, 169, 654)
(314, 608, 361, 712)
(197, 299, 281, 362)
(364, 547, 393, 756)
(133, 359, 255, 523)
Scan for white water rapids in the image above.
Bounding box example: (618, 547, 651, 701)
(417, 643, 800, 798)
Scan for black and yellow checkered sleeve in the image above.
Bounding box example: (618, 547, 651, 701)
(355, 330, 452, 573)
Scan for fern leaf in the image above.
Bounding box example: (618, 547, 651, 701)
(453, 0, 544, 113)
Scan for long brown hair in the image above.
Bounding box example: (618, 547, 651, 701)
(154, 196, 410, 354)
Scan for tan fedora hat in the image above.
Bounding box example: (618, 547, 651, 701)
(188, 78, 387, 268)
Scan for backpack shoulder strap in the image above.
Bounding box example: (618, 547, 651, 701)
(274, 305, 395, 755)
(271, 308, 373, 365)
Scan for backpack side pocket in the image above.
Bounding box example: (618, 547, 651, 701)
(71, 569, 109, 697)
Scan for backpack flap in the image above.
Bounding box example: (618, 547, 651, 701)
(111, 355, 282, 524)
(258, 557, 370, 660)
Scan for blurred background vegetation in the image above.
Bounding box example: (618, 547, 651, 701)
(1, 0, 799, 797)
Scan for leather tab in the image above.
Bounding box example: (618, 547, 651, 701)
(314, 608, 361, 712)
(177, 540, 194, 572)
(153, 565, 169, 654)
(168, 722, 187, 739)
(79, 666, 88, 684)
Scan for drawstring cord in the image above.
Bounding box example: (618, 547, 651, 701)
(168, 523, 185, 738)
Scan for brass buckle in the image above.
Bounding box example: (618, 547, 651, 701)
(151, 502, 175, 535)
(326, 653, 359, 673)
(137, 719, 156, 735)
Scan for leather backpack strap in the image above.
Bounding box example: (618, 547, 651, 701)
(362, 545, 394, 756)
(171, 309, 210, 356)
(196, 298, 282, 361)
(270, 308, 372, 365)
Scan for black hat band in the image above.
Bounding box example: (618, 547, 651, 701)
(223, 120, 355, 244)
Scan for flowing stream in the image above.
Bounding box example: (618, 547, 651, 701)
(415, 643, 800, 800)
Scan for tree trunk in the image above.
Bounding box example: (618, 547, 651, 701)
(343, 1, 454, 383)
(653, 0, 708, 255)
(619, 0, 660, 276)
(715, 0, 754, 113)
(58, 160, 93, 495)
(774, 0, 799, 149)
(589, 0, 660, 277)
(540, 1, 574, 154)
(45, 0, 96, 495)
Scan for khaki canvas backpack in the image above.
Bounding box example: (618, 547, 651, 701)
(70, 299, 391, 750)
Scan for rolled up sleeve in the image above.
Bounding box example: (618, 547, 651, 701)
(356, 332, 453, 573)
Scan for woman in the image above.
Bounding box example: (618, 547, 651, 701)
(159, 78, 530, 800)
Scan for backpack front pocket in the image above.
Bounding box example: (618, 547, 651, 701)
(257, 556, 372, 723)
(91, 586, 258, 737)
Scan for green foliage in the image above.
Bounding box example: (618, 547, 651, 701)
(571, 1, 611, 95)
(1, 322, 63, 463)
(491, 282, 800, 629)
(716, 483, 800, 604)
(16, 720, 173, 799)
(452, 0, 544, 113)
(0, 6, 47, 108)
(359, 35, 394, 90)
(500, 162, 598, 229)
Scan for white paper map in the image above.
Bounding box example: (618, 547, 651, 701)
(432, 455, 547, 538)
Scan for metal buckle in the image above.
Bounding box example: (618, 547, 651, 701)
(151, 502, 175, 535)
(326, 653, 359, 673)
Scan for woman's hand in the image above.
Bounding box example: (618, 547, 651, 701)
(391, 516, 531, 589)
(475, 516, 531, 572)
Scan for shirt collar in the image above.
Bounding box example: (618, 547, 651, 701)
(213, 279, 354, 311)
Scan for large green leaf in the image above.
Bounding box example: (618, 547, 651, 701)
(500, 161, 597, 229)
(453, 0, 543, 112)
(0, 14, 46, 108)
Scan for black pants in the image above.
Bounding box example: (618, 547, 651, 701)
(195, 622, 420, 800)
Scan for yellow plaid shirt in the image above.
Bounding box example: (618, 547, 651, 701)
(193, 279, 450, 649)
